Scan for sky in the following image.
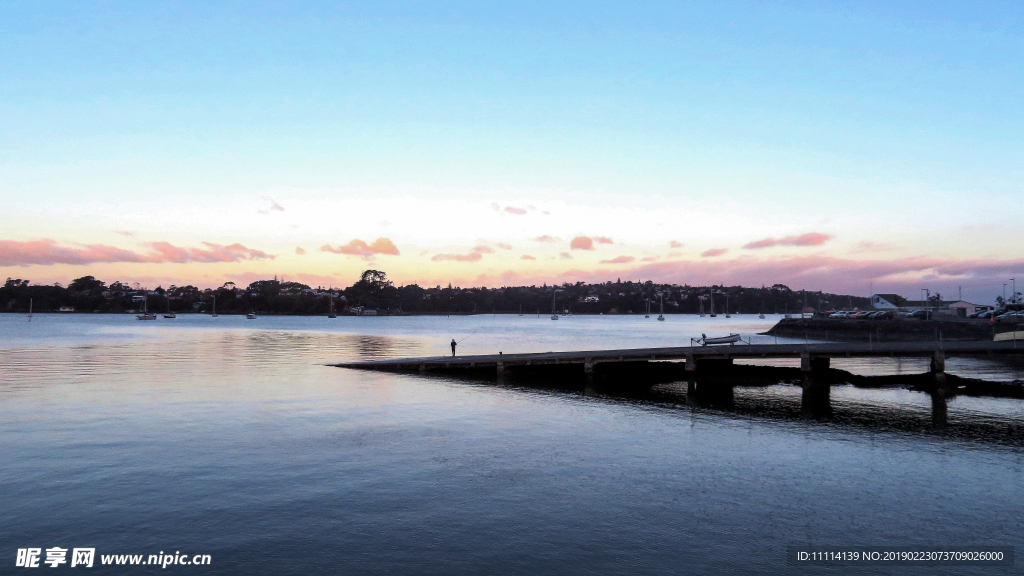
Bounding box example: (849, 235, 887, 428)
(1, 1, 1022, 303)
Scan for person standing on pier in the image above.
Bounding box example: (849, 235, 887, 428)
(451, 339, 457, 356)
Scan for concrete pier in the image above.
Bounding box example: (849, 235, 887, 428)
(334, 340, 1024, 425)
(801, 354, 832, 419)
(930, 351, 949, 429)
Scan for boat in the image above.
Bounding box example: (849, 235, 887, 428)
(645, 298, 650, 319)
(758, 301, 765, 319)
(136, 297, 156, 320)
(724, 295, 731, 318)
(519, 305, 523, 317)
(696, 333, 742, 346)
(212, 296, 217, 317)
(164, 297, 176, 318)
(550, 289, 559, 320)
(709, 289, 717, 318)
(698, 298, 705, 317)
(657, 293, 665, 321)
(27, 298, 32, 322)
(247, 308, 256, 319)
(328, 295, 337, 319)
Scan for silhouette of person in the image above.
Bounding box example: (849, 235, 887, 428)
(451, 338, 457, 356)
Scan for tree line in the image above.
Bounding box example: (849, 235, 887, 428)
(3, 270, 871, 315)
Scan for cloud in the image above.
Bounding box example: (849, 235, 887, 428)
(521, 255, 536, 260)
(559, 252, 574, 260)
(701, 248, 728, 257)
(257, 195, 285, 214)
(743, 232, 832, 250)
(295, 247, 306, 255)
(431, 245, 494, 262)
(594, 236, 613, 244)
(115, 230, 135, 237)
(495, 242, 513, 250)
(0, 239, 273, 266)
(641, 256, 659, 262)
(670, 241, 683, 248)
(542, 211, 551, 215)
(148, 242, 274, 263)
(570, 236, 595, 250)
(600, 256, 636, 264)
(533, 235, 560, 243)
(853, 241, 895, 253)
(503, 206, 528, 215)
(320, 238, 400, 258)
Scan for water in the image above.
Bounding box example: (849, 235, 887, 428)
(2, 314, 1022, 574)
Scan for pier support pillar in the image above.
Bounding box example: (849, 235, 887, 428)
(584, 358, 595, 374)
(930, 351, 948, 429)
(418, 363, 427, 375)
(801, 353, 832, 420)
(496, 361, 505, 376)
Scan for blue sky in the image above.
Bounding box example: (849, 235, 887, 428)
(1, 1, 1022, 301)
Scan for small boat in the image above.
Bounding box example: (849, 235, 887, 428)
(657, 293, 665, 321)
(247, 309, 256, 319)
(725, 295, 731, 318)
(696, 333, 742, 346)
(519, 305, 523, 317)
(708, 289, 717, 318)
(645, 298, 650, 319)
(27, 298, 32, 322)
(550, 289, 559, 320)
(328, 295, 337, 319)
(211, 296, 218, 317)
(136, 297, 156, 320)
(164, 297, 176, 318)
(698, 298, 705, 317)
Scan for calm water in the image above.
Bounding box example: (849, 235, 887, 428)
(2, 314, 1022, 574)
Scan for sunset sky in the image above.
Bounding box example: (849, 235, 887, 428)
(2, 2, 1022, 303)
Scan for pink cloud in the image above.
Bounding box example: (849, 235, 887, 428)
(670, 240, 683, 248)
(115, 230, 135, 237)
(320, 238, 400, 258)
(521, 255, 536, 260)
(257, 195, 285, 214)
(559, 252, 574, 260)
(743, 232, 832, 250)
(600, 256, 635, 264)
(0, 239, 273, 266)
(701, 248, 728, 257)
(495, 242, 513, 250)
(533, 235, 560, 243)
(853, 241, 895, 252)
(594, 236, 613, 244)
(431, 245, 493, 262)
(641, 256, 659, 262)
(503, 206, 528, 215)
(295, 247, 306, 255)
(570, 236, 595, 250)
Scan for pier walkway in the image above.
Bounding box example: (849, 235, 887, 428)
(334, 340, 1023, 374)
(334, 340, 1024, 427)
